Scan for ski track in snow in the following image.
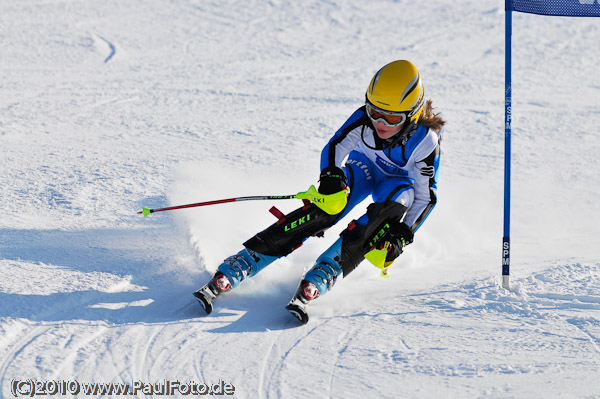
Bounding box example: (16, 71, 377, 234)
(1, 0, 600, 398)
(93, 35, 116, 64)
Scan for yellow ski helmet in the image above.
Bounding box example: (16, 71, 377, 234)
(366, 60, 425, 125)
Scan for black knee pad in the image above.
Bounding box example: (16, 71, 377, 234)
(244, 203, 340, 257)
(338, 201, 407, 276)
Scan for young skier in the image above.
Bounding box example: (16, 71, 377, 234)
(194, 60, 445, 323)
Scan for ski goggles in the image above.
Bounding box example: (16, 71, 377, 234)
(366, 103, 408, 127)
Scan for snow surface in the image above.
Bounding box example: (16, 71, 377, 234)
(1, 0, 599, 398)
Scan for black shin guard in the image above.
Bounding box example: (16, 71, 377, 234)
(244, 203, 340, 257)
(338, 201, 407, 276)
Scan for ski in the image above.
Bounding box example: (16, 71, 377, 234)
(193, 285, 217, 315)
(286, 297, 309, 324)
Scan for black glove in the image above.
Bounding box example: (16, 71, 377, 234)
(376, 222, 414, 265)
(318, 166, 348, 195)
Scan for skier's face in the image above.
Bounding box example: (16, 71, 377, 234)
(366, 104, 406, 140)
(373, 120, 404, 139)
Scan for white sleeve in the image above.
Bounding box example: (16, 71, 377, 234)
(403, 128, 442, 230)
(331, 128, 362, 168)
(320, 108, 367, 169)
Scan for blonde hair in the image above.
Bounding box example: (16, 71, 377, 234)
(418, 100, 446, 132)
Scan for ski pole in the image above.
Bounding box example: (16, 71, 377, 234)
(138, 185, 349, 217)
(365, 242, 392, 279)
(138, 195, 297, 217)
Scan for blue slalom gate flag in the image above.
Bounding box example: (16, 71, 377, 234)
(508, 0, 600, 17)
(502, 0, 600, 290)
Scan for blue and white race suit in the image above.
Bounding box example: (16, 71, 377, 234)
(321, 105, 442, 232)
(216, 105, 443, 289)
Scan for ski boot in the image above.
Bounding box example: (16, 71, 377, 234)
(286, 201, 409, 323)
(286, 241, 342, 324)
(194, 202, 339, 315)
(193, 248, 279, 314)
(193, 272, 232, 315)
(286, 280, 319, 324)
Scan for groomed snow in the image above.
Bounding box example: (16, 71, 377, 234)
(1, 0, 599, 398)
